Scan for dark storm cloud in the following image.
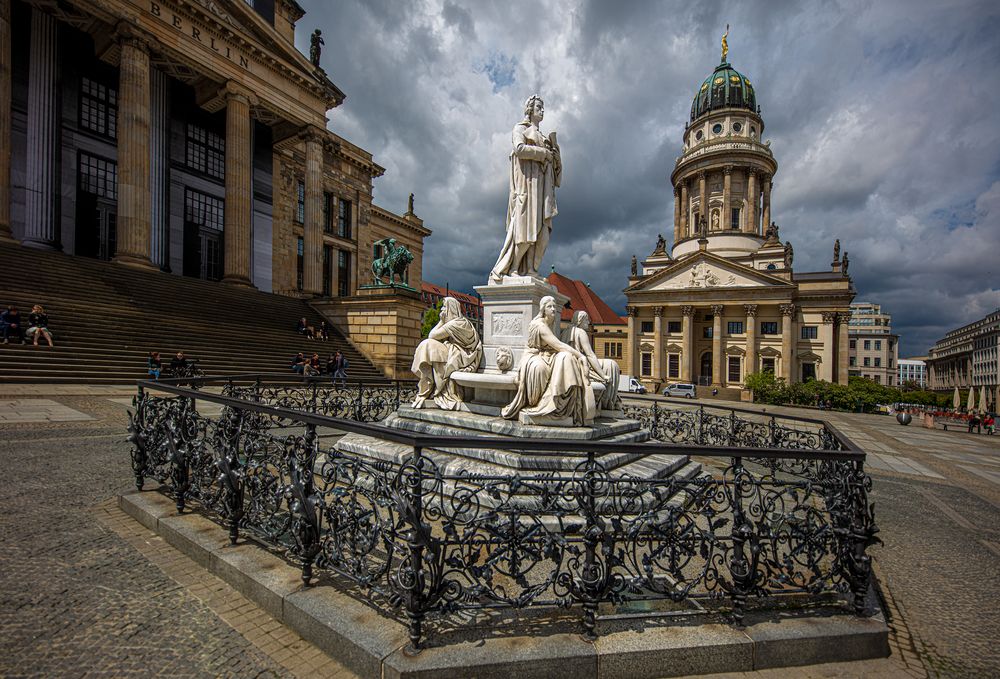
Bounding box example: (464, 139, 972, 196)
(299, 0, 1000, 355)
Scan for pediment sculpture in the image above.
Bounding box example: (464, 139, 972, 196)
(411, 297, 483, 410)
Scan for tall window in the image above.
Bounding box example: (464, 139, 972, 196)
(184, 189, 225, 281)
(850, 339, 856, 349)
(875, 357, 881, 367)
(184, 190, 224, 231)
(863, 357, 870, 367)
(727, 321, 744, 335)
(296, 237, 304, 291)
(296, 181, 305, 224)
(323, 193, 334, 234)
(703, 326, 713, 339)
(668, 354, 680, 378)
(186, 124, 225, 179)
(79, 78, 117, 138)
(864, 339, 871, 350)
(728, 356, 741, 383)
(801, 326, 818, 339)
(641, 352, 652, 377)
(322, 245, 333, 296)
(730, 208, 740, 230)
(762, 357, 775, 373)
(338, 250, 350, 297)
(875, 340, 882, 351)
(338, 199, 352, 239)
(78, 153, 117, 199)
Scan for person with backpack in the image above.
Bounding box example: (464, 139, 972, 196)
(331, 350, 348, 388)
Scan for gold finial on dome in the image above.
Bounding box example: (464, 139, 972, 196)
(721, 24, 729, 62)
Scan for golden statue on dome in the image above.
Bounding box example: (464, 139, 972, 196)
(721, 24, 729, 62)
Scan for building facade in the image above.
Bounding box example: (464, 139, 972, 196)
(624, 46, 854, 393)
(926, 309, 1000, 394)
(0, 0, 428, 300)
(847, 302, 899, 385)
(897, 358, 927, 389)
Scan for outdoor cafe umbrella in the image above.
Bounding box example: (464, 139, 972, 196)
(953, 386, 961, 409)
(981, 386, 989, 415)
(967, 387, 976, 412)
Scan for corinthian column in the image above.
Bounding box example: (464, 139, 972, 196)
(653, 306, 664, 384)
(672, 186, 681, 245)
(711, 305, 724, 386)
(302, 127, 324, 295)
(0, 0, 14, 241)
(626, 306, 639, 377)
(222, 83, 256, 286)
(114, 32, 154, 268)
(762, 175, 772, 232)
(837, 312, 851, 385)
(820, 312, 836, 382)
(681, 305, 695, 382)
(697, 170, 707, 225)
(744, 304, 758, 376)
(781, 303, 796, 383)
(746, 168, 757, 235)
(680, 180, 689, 238)
(23, 9, 59, 249)
(722, 165, 732, 231)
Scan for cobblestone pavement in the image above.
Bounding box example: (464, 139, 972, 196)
(2, 390, 998, 677)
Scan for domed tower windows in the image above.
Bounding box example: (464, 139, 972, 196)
(733, 122, 743, 133)
(712, 123, 723, 135)
(750, 126, 757, 139)
(695, 130, 703, 141)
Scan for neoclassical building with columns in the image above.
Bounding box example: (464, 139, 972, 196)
(624, 48, 854, 393)
(0, 0, 428, 297)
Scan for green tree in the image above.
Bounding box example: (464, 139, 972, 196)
(420, 301, 442, 339)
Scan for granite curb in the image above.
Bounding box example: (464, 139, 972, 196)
(119, 489, 890, 678)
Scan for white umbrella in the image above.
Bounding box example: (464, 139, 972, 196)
(967, 387, 976, 412)
(981, 386, 989, 415)
(953, 386, 960, 410)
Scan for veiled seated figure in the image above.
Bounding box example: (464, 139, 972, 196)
(501, 296, 596, 426)
(562, 310, 622, 413)
(411, 296, 482, 410)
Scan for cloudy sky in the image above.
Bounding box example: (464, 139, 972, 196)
(297, 0, 1000, 356)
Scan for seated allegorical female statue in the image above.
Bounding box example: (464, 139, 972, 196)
(501, 296, 596, 426)
(562, 310, 622, 413)
(411, 296, 482, 410)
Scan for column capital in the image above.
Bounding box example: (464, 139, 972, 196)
(747, 166, 758, 177)
(298, 125, 326, 146)
(837, 311, 852, 325)
(744, 304, 759, 317)
(673, 185, 681, 197)
(653, 306, 664, 317)
(681, 305, 696, 317)
(221, 81, 258, 107)
(115, 22, 151, 54)
(723, 165, 733, 175)
(821, 311, 838, 324)
(626, 305, 639, 317)
(711, 304, 725, 316)
(779, 303, 796, 317)
(697, 170, 707, 180)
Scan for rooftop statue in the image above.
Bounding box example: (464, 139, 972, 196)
(309, 29, 324, 68)
(631, 254, 638, 276)
(562, 311, 622, 413)
(721, 24, 730, 62)
(411, 297, 483, 410)
(653, 234, 666, 254)
(501, 296, 595, 426)
(490, 95, 562, 283)
(833, 238, 841, 262)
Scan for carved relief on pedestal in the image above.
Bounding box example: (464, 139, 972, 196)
(492, 312, 524, 337)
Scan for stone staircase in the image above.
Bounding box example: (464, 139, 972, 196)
(0, 242, 383, 384)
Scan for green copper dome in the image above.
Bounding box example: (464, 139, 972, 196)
(690, 61, 757, 122)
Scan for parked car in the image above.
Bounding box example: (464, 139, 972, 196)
(618, 375, 647, 394)
(663, 382, 696, 399)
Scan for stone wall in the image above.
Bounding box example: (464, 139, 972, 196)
(312, 288, 424, 379)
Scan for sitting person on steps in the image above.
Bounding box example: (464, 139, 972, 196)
(27, 305, 53, 347)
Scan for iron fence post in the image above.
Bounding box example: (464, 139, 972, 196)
(310, 382, 318, 414)
(651, 400, 660, 440)
(405, 445, 427, 652)
(728, 456, 754, 627)
(294, 423, 321, 586)
(848, 459, 876, 616)
(129, 386, 147, 490)
(729, 410, 736, 446)
(222, 408, 244, 546)
(698, 405, 705, 444)
(354, 381, 364, 421)
(769, 415, 778, 447)
(580, 451, 601, 642)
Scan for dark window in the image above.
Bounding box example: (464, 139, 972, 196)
(874, 375, 881, 384)
(875, 340, 882, 351)
(849, 339, 856, 349)
(184, 189, 224, 231)
(322, 245, 333, 296)
(731, 208, 740, 229)
(296, 237, 304, 291)
(338, 200, 352, 239)
(760, 321, 778, 335)
(864, 340, 871, 350)
(762, 357, 775, 373)
(888, 358, 893, 368)
(728, 356, 741, 383)
(603, 342, 622, 359)
(712, 122, 723, 134)
(863, 357, 870, 367)
(186, 124, 225, 179)
(802, 363, 817, 382)
(79, 78, 117, 138)
(338, 250, 350, 297)
(728, 321, 744, 335)
(667, 320, 682, 333)
(296, 182, 305, 224)
(801, 326, 818, 340)
(703, 326, 713, 339)
(850, 357, 856, 366)
(78, 153, 117, 199)
(640, 321, 654, 333)
(323, 193, 334, 234)
(875, 357, 881, 367)
(641, 353, 652, 377)
(733, 121, 743, 132)
(668, 354, 680, 378)
(704, 313, 714, 321)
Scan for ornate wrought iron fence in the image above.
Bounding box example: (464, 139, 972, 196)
(127, 377, 878, 652)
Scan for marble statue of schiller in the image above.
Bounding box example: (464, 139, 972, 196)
(490, 95, 562, 283)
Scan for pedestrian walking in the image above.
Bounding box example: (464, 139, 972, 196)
(331, 350, 348, 388)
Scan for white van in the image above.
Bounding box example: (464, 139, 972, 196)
(663, 383, 697, 399)
(618, 375, 646, 394)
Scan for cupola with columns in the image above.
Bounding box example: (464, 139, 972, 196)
(670, 36, 777, 260)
